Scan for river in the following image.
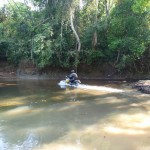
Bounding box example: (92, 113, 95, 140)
(0, 79, 150, 150)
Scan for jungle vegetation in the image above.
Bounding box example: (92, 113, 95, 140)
(0, 0, 150, 73)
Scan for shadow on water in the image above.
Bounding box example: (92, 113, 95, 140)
(0, 79, 150, 150)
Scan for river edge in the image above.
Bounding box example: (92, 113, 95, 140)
(0, 61, 149, 93)
(0, 61, 150, 80)
(0, 68, 149, 80)
(0, 73, 150, 94)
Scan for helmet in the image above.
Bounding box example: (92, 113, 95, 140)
(71, 70, 75, 73)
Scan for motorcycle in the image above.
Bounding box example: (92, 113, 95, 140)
(58, 76, 81, 88)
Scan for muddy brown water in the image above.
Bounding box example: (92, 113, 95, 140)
(0, 79, 150, 150)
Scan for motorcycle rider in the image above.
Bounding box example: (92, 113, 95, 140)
(68, 70, 78, 84)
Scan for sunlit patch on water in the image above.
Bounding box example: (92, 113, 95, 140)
(104, 126, 145, 135)
(0, 97, 26, 107)
(0, 83, 17, 87)
(104, 113, 150, 135)
(36, 144, 83, 150)
(5, 106, 31, 116)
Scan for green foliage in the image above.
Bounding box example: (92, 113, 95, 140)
(34, 33, 53, 68)
(0, 2, 33, 64)
(81, 49, 105, 65)
(132, 0, 150, 13)
(0, 0, 149, 73)
(108, 0, 150, 70)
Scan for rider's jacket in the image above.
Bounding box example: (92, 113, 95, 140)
(69, 73, 78, 80)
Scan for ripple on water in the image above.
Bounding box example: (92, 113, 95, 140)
(0, 133, 39, 150)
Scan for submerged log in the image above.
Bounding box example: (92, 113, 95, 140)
(134, 80, 150, 94)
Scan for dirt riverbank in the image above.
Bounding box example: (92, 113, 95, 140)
(134, 80, 150, 94)
(0, 61, 150, 80)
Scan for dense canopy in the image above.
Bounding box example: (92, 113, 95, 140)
(0, 0, 150, 73)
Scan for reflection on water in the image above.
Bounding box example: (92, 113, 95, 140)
(0, 79, 150, 150)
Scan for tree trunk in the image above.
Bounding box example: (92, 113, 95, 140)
(70, 9, 81, 52)
(92, 0, 98, 49)
(60, 18, 63, 51)
(92, 31, 97, 48)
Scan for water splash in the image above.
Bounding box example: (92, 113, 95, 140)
(18, 133, 39, 150)
(58, 80, 123, 93)
(0, 133, 39, 150)
(0, 133, 9, 150)
(78, 84, 123, 93)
